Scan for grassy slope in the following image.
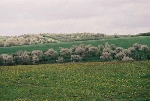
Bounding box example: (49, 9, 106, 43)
(0, 36, 150, 54)
(0, 61, 150, 100)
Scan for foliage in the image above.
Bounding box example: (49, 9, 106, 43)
(70, 55, 82, 62)
(56, 57, 64, 63)
(0, 36, 150, 55)
(0, 42, 150, 66)
(137, 32, 150, 36)
(0, 54, 14, 65)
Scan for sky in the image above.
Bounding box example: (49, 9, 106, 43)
(0, 0, 150, 36)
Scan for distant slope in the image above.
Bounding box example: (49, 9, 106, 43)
(0, 36, 150, 54)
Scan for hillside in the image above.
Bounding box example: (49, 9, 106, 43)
(1, 61, 150, 100)
(0, 36, 150, 54)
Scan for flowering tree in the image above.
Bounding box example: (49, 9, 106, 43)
(100, 52, 112, 61)
(75, 46, 86, 55)
(59, 47, 71, 58)
(56, 57, 64, 63)
(31, 50, 43, 63)
(21, 51, 31, 65)
(0, 54, 14, 65)
(122, 56, 134, 61)
(32, 54, 39, 64)
(88, 46, 98, 56)
(70, 55, 82, 62)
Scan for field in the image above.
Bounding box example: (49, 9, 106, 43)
(1, 60, 150, 100)
(0, 36, 150, 54)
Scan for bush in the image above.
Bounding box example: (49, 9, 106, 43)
(56, 57, 64, 63)
(70, 55, 82, 62)
(32, 54, 40, 64)
(100, 52, 112, 61)
(0, 54, 14, 65)
(122, 56, 134, 61)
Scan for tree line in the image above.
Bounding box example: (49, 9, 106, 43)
(0, 42, 149, 66)
(0, 33, 133, 47)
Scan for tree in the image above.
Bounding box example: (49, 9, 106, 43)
(105, 42, 110, 48)
(115, 51, 126, 60)
(100, 52, 112, 61)
(132, 43, 141, 51)
(70, 45, 78, 54)
(75, 46, 86, 55)
(44, 48, 58, 62)
(103, 47, 113, 53)
(140, 45, 149, 52)
(110, 44, 116, 50)
(59, 47, 71, 58)
(32, 54, 39, 64)
(98, 44, 104, 55)
(122, 56, 134, 61)
(56, 57, 64, 63)
(140, 45, 149, 59)
(115, 47, 124, 53)
(0, 54, 14, 65)
(70, 55, 82, 62)
(88, 46, 98, 56)
(31, 50, 43, 58)
(44, 48, 56, 57)
(31, 50, 43, 62)
(21, 51, 31, 65)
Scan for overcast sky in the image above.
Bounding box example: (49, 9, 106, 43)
(0, 0, 150, 36)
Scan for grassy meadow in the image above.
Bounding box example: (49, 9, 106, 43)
(1, 60, 150, 100)
(0, 36, 150, 54)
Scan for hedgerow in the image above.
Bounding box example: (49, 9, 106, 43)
(0, 42, 149, 66)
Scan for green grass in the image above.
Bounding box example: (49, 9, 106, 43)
(0, 36, 150, 54)
(0, 60, 150, 100)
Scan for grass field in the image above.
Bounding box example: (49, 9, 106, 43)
(1, 60, 150, 100)
(0, 36, 150, 54)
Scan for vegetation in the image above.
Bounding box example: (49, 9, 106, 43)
(137, 32, 150, 36)
(0, 41, 150, 66)
(0, 36, 150, 55)
(1, 61, 150, 100)
(0, 33, 150, 100)
(0, 33, 111, 47)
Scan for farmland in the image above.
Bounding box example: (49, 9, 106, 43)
(0, 60, 150, 100)
(0, 36, 150, 54)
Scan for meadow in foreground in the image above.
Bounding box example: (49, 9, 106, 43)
(0, 60, 150, 100)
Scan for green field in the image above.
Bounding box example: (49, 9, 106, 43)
(1, 60, 150, 100)
(0, 36, 150, 54)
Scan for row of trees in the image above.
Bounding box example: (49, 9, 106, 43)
(0, 33, 132, 47)
(0, 43, 149, 66)
(137, 32, 150, 36)
(0, 34, 57, 47)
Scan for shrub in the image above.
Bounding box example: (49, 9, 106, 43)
(103, 47, 113, 53)
(75, 46, 86, 55)
(140, 45, 149, 52)
(32, 54, 39, 64)
(31, 50, 43, 58)
(0, 54, 14, 65)
(115, 51, 126, 58)
(70, 55, 82, 62)
(122, 56, 134, 61)
(115, 47, 124, 53)
(44, 48, 55, 56)
(21, 51, 31, 65)
(100, 52, 112, 61)
(56, 57, 64, 63)
(132, 43, 141, 51)
(59, 47, 71, 57)
(88, 46, 98, 56)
